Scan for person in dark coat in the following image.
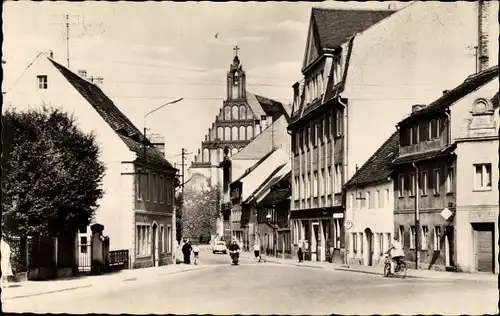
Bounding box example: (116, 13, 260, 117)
(297, 240, 304, 263)
(182, 240, 193, 264)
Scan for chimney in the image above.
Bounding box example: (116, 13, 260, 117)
(478, 0, 490, 71)
(49, 50, 54, 59)
(411, 104, 427, 113)
(442, 90, 450, 95)
(78, 70, 87, 78)
(148, 133, 166, 156)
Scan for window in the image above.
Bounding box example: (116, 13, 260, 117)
(378, 233, 384, 255)
(433, 169, 441, 194)
(167, 225, 172, 253)
(335, 110, 342, 136)
(359, 233, 364, 254)
(385, 189, 390, 207)
(399, 226, 405, 246)
(145, 172, 150, 201)
(159, 176, 165, 204)
(325, 115, 330, 141)
(428, 120, 433, 140)
(421, 226, 429, 250)
(319, 169, 324, 197)
(136, 224, 151, 256)
(313, 171, 318, 197)
(352, 233, 358, 253)
(80, 236, 88, 253)
(318, 119, 324, 144)
(152, 174, 157, 203)
(430, 118, 439, 139)
(349, 193, 354, 209)
(366, 191, 371, 209)
(410, 226, 416, 249)
(386, 233, 391, 252)
(375, 190, 380, 209)
(446, 167, 454, 193)
(421, 171, 428, 196)
(433, 226, 441, 251)
(160, 225, 165, 253)
(412, 125, 419, 144)
(311, 123, 317, 147)
(334, 164, 342, 193)
(409, 173, 416, 196)
(136, 169, 143, 201)
(37, 75, 48, 89)
(474, 163, 492, 190)
(326, 167, 331, 194)
(409, 126, 413, 145)
(306, 173, 311, 198)
(398, 175, 404, 197)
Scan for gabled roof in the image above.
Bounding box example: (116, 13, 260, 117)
(391, 143, 456, 166)
(49, 58, 175, 169)
(311, 8, 395, 51)
(398, 65, 499, 126)
(344, 130, 400, 188)
(233, 148, 277, 183)
(243, 163, 287, 205)
(254, 94, 290, 122)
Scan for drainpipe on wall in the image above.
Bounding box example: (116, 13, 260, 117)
(338, 95, 348, 265)
(412, 162, 420, 270)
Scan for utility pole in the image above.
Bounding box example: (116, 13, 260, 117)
(181, 148, 186, 198)
(413, 163, 420, 270)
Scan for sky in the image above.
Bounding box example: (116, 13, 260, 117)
(2, 1, 407, 168)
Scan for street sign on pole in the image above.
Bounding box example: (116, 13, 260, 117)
(441, 208, 453, 221)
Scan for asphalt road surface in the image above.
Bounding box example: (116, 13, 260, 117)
(4, 247, 498, 315)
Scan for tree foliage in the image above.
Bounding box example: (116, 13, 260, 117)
(2, 106, 106, 238)
(181, 185, 220, 243)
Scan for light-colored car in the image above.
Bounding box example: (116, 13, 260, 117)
(212, 241, 227, 254)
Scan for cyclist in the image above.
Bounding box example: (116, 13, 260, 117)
(192, 243, 200, 265)
(386, 236, 405, 273)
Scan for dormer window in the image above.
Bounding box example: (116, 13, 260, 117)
(37, 75, 48, 90)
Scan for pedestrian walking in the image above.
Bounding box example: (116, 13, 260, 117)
(1, 235, 14, 288)
(297, 240, 304, 263)
(192, 243, 200, 265)
(253, 242, 261, 262)
(182, 239, 193, 264)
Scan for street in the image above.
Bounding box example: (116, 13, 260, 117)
(4, 247, 498, 315)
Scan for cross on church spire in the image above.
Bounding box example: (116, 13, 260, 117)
(233, 45, 240, 57)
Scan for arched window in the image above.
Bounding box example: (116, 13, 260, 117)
(239, 126, 245, 140)
(247, 125, 254, 139)
(210, 149, 217, 165)
(232, 106, 239, 120)
(231, 126, 238, 140)
(217, 127, 223, 140)
(203, 148, 209, 162)
(233, 71, 239, 85)
(224, 106, 231, 120)
(239, 106, 246, 120)
(224, 127, 231, 140)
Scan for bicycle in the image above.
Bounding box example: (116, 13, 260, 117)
(383, 254, 407, 278)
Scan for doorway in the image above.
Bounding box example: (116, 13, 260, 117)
(152, 223, 159, 267)
(365, 228, 374, 266)
(473, 223, 495, 273)
(313, 223, 320, 261)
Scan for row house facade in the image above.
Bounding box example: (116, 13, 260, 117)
(392, 64, 498, 272)
(3, 54, 178, 270)
(287, 7, 395, 263)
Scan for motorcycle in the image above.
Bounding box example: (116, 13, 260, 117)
(383, 254, 407, 278)
(229, 250, 240, 265)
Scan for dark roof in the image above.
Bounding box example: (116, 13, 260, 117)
(253, 94, 289, 122)
(312, 8, 395, 51)
(344, 131, 400, 188)
(398, 65, 499, 126)
(492, 91, 499, 109)
(391, 143, 456, 166)
(49, 58, 175, 169)
(257, 188, 290, 207)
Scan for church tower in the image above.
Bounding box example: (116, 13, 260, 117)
(227, 46, 246, 101)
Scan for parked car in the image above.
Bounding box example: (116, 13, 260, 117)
(212, 241, 227, 254)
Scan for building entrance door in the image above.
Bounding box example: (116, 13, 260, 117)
(473, 223, 495, 273)
(313, 223, 320, 261)
(365, 228, 373, 266)
(152, 223, 159, 267)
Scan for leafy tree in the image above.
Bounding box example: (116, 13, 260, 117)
(174, 191, 183, 243)
(2, 106, 105, 238)
(181, 185, 221, 243)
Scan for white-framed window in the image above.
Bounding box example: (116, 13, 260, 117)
(375, 190, 380, 209)
(385, 189, 390, 207)
(421, 171, 428, 196)
(421, 226, 429, 250)
(145, 172, 150, 201)
(37, 75, 48, 89)
(159, 175, 165, 204)
(136, 168, 143, 201)
(319, 169, 324, 197)
(152, 173, 157, 203)
(359, 232, 364, 254)
(136, 223, 152, 256)
(352, 233, 358, 253)
(446, 167, 454, 193)
(399, 225, 405, 246)
(386, 233, 391, 252)
(167, 225, 172, 253)
(409, 225, 416, 249)
(433, 169, 441, 194)
(306, 173, 311, 198)
(378, 233, 384, 255)
(365, 191, 371, 209)
(160, 225, 165, 253)
(349, 193, 354, 209)
(326, 167, 331, 194)
(474, 163, 492, 190)
(313, 171, 318, 197)
(398, 175, 404, 198)
(409, 173, 416, 196)
(335, 110, 342, 136)
(433, 226, 441, 251)
(335, 164, 342, 193)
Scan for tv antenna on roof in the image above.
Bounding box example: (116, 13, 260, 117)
(48, 13, 84, 69)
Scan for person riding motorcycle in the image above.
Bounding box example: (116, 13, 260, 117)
(385, 236, 405, 273)
(228, 239, 241, 263)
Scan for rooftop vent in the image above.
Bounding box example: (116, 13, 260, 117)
(411, 104, 426, 113)
(78, 70, 87, 78)
(442, 90, 450, 95)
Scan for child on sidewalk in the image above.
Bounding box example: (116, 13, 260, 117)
(253, 242, 261, 262)
(192, 243, 200, 265)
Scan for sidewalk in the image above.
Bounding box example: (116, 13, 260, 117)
(2, 262, 205, 300)
(240, 251, 498, 282)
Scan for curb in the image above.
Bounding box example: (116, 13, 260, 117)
(333, 267, 421, 279)
(3, 284, 93, 300)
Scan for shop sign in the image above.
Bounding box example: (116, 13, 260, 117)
(468, 210, 498, 222)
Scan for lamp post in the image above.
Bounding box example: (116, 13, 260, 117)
(143, 97, 184, 147)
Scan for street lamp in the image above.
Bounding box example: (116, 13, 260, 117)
(143, 97, 184, 143)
